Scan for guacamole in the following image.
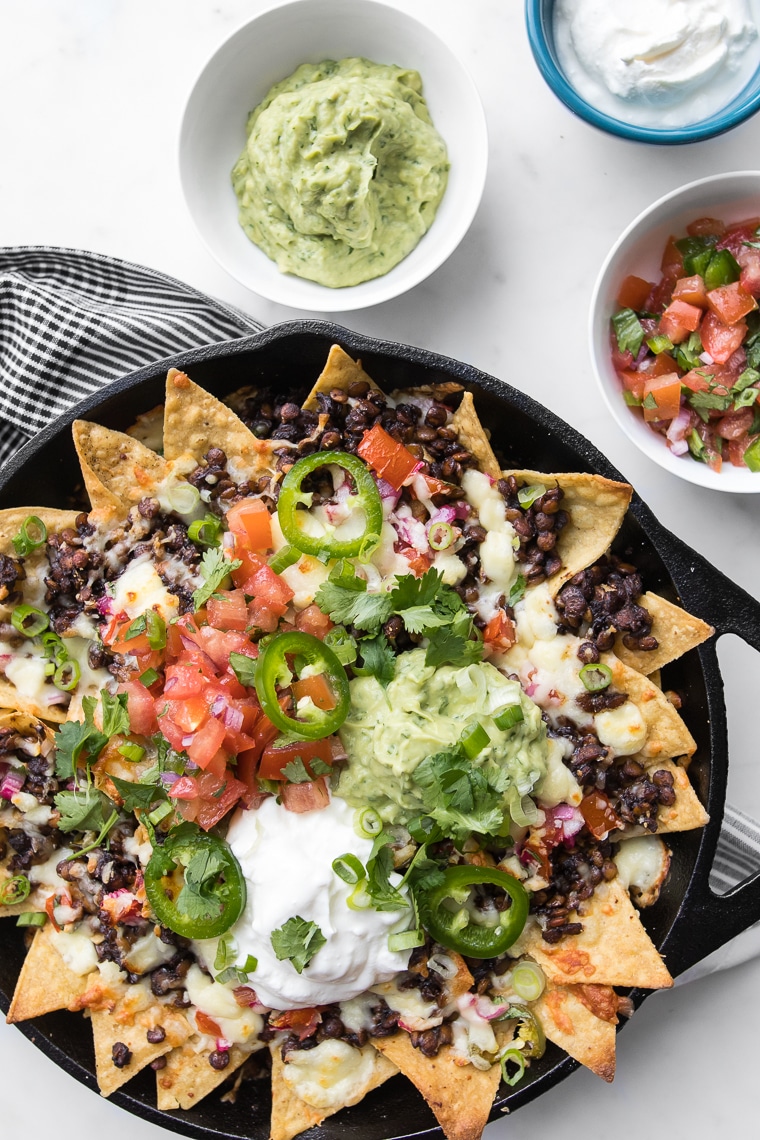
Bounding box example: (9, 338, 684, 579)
(231, 58, 449, 288)
(335, 649, 548, 827)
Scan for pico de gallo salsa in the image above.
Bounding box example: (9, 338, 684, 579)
(611, 214, 760, 473)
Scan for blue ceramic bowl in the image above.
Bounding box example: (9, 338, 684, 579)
(525, 0, 760, 144)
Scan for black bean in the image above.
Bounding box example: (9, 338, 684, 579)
(112, 1042, 132, 1068)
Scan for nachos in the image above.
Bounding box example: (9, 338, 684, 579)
(0, 346, 712, 1140)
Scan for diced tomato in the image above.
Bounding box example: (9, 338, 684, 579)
(233, 986, 260, 1008)
(717, 218, 760, 256)
(195, 769, 247, 830)
(672, 275, 707, 308)
(164, 662, 208, 699)
(291, 673, 336, 712)
(706, 281, 758, 325)
(231, 542, 267, 589)
(259, 737, 334, 781)
(357, 423, 418, 491)
(196, 626, 254, 670)
(118, 680, 159, 736)
(396, 544, 431, 577)
(248, 599, 280, 634)
(170, 695, 209, 734)
(206, 589, 250, 632)
(643, 373, 681, 422)
(616, 275, 653, 310)
(170, 776, 200, 800)
(740, 252, 760, 297)
(701, 311, 748, 364)
(660, 235, 683, 278)
(244, 564, 295, 609)
(483, 611, 516, 650)
(619, 370, 645, 401)
(580, 791, 623, 840)
(716, 407, 756, 439)
(195, 1010, 223, 1038)
(680, 369, 712, 393)
(295, 604, 333, 639)
(226, 498, 273, 552)
(687, 217, 726, 238)
(187, 717, 226, 768)
(269, 1008, 322, 1040)
(727, 435, 753, 466)
(646, 271, 679, 315)
(176, 798, 200, 822)
(156, 715, 187, 752)
(280, 776, 330, 813)
(659, 300, 702, 343)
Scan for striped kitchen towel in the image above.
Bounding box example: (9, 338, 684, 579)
(0, 245, 758, 982)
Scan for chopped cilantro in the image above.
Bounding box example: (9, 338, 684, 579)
(365, 838, 409, 912)
(108, 775, 169, 813)
(611, 308, 645, 357)
(192, 548, 242, 611)
(508, 574, 527, 607)
(230, 652, 258, 687)
(175, 847, 228, 926)
(54, 786, 114, 834)
(271, 916, 326, 973)
(281, 757, 312, 784)
(355, 633, 396, 686)
(314, 562, 392, 633)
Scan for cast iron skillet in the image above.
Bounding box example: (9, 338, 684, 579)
(2, 321, 760, 1140)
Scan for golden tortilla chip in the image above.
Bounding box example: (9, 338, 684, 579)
(156, 1038, 249, 1110)
(302, 344, 381, 412)
(371, 1035, 501, 1140)
(0, 507, 80, 559)
(391, 382, 464, 402)
(269, 1042, 398, 1140)
(163, 369, 277, 480)
(126, 404, 165, 453)
(6, 924, 94, 1022)
(619, 758, 708, 835)
(521, 877, 673, 990)
(450, 391, 501, 480)
(73, 419, 169, 513)
(504, 471, 632, 591)
(605, 655, 697, 760)
(533, 982, 616, 1082)
(615, 592, 713, 674)
(92, 992, 191, 1097)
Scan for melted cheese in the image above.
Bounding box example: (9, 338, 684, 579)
(185, 963, 264, 1046)
(461, 469, 518, 621)
(107, 554, 179, 623)
(53, 929, 99, 976)
(615, 836, 668, 894)
(282, 1041, 380, 1111)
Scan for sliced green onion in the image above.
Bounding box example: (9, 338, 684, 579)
(118, 742, 146, 762)
(188, 514, 223, 547)
(11, 605, 49, 638)
(733, 387, 759, 410)
(388, 928, 425, 952)
(40, 630, 68, 665)
(139, 667, 159, 687)
(507, 787, 539, 828)
(354, 806, 383, 839)
(511, 960, 546, 1002)
(500, 1047, 526, 1087)
(579, 663, 613, 692)
(215, 934, 235, 970)
(53, 659, 81, 692)
(16, 911, 46, 927)
(12, 516, 48, 557)
(0, 875, 31, 906)
(461, 722, 489, 759)
(332, 853, 366, 885)
(744, 437, 760, 472)
(357, 532, 382, 564)
(517, 483, 546, 510)
(428, 521, 454, 551)
(147, 801, 173, 826)
(493, 704, 524, 731)
(241, 954, 258, 973)
(167, 482, 201, 515)
(216, 965, 249, 986)
(347, 879, 373, 910)
(268, 545, 300, 574)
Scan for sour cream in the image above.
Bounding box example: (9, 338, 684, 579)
(553, 0, 760, 128)
(224, 795, 412, 1010)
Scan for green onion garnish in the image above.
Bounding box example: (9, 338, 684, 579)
(579, 663, 613, 692)
(461, 722, 489, 759)
(53, 659, 81, 692)
(517, 483, 546, 510)
(11, 516, 48, 557)
(188, 514, 223, 547)
(11, 605, 49, 638)
(511, 960, 546, 1002)
(354, 806, 382, 839)
(332, 853, 366, 885)
(147, 801, 173, 826)
(493, 704, 524, 731)
(268, 545, 300, 574)
(388, 928, 425, 952)
(500, 1047, 527, 1087)
(118, 742, 146, 762)
(16, 911, 46, 927)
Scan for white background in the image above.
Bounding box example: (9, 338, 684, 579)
(1, 2, 760, 1139)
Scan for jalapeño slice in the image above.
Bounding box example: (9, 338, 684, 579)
(277, 451, 383, 560)
(416, 865, 528, 959)
(144, 824, 246, 940)
(254, 630, 350, 741)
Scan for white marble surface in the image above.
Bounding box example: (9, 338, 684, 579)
(1, 1, 760, 1138)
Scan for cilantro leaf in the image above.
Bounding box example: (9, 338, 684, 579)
(425, 624, 484, 669)
(355, 633, 396, 686)
(310, 757, 332, 777)
(175, 847, 228, 925)
(389, 568, 447, 612)
(508, 574, 526, 607)
(281, 757, 312, 784)
(314, 563, 392, 632)
(365, 841, 409, 912)
(54, 786, 113, 834)
(611, 308, 645, 357)
(54, 695, 108, 779)
(101, 690, 131, 737)
(414, 747, 505, 842)
(192, 548, 242, 611)
(230, 652, 257, 687)
(390, 569, 465, 636)
(108, 775, 168, 813)
(271, 916, 326, 973)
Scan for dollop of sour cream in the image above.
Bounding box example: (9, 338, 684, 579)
(224, 795, 412, 1010)
(553, 0, 760, 128)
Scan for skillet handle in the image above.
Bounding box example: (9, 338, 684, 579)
(650, 526, 760, 974)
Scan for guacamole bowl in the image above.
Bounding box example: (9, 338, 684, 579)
(179, 0, 488, 312)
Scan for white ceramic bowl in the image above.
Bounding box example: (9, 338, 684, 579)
(590, 171, 760, 493)
(179, 0, 487, 312)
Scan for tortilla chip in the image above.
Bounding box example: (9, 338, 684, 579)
(533, 982, 616, 1082)
(126, 404, 165, 453)
(302, 345, 381, 412)
(618, 758, 708, 836)
(6, 924, 94, 1022)
(73, 419, 169, 513)
(521, 877, 673, 989)
(156, 1038, 249, 1110)
(504, 471, 632, 592)
(163, 369, 277, 481)
(614, 592, 713, 674)
(0, 507, 81, 559)
(92, 993, 192, 1097)
(391, 382, 464, 402)
(371, 1035, 501, 1140)
(269, 1042, 398, 1140)
(605, 655, 697, 760)
(450, 391, 501, 480)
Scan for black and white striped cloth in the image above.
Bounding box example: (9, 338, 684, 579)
(1, 246, 758, 981)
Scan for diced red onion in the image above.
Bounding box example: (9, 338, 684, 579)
(428, 505, 458, 525)
(96, 595, 113, 616)
(669, 437, 689, 456)
(0, 766, 20, 799)
(699, 351, 714, 365)
(222, 705, 244, 733)
(377, 477, 400, 502)
(552, 803, 576, 820)
(210, 694, 226, 718)
(160, 772, 180, 786)
(458, 992, 510, 1021)
(181, 734, 195, 748)
(216, 1038, 232, 1052)
(46, 690, 69, 706)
